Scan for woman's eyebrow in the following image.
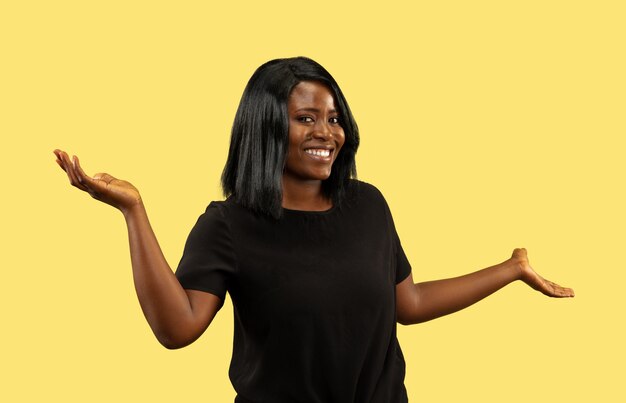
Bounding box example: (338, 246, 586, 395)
(294, 107, 338, 113)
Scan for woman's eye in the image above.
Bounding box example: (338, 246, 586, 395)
(329, 117, 340, 124)
(298, 116, 314, 123)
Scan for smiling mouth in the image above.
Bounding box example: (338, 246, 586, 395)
(304, 148, 332, 158)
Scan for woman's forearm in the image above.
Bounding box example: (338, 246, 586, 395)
(409, 258, 522, 324)
(53, 150, 218, 348)
(122, 202, 197, 347)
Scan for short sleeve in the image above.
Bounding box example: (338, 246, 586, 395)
(370, 184, 412, 284)
(175, 202, 237, 300)
(393, 227, 412, 284)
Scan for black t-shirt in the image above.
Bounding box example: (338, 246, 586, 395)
(175, 180, 412, 402)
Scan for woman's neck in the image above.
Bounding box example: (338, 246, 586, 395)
(281, 177, 332, 211)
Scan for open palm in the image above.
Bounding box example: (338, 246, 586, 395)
(512, 248, 575, 298)
(54, 149, 142, 214)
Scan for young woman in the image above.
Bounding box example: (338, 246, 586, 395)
(54, 57, 574, 402)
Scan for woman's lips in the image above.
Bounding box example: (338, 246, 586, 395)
(304, 148, 333, 161)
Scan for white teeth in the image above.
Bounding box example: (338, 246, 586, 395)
(305, 149, 331, 157)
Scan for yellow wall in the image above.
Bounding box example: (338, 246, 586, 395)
(2, 1, 623, 401)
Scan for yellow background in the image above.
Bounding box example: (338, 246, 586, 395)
(1, 1, 623, 401)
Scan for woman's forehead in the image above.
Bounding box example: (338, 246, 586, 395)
(288, 81, 337, 110)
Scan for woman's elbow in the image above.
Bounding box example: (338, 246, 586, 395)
(157, 332, 194, 350)
(397, 317, 420, 326)
(153, 325, 200, 349)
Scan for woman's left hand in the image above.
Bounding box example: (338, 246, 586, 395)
(513, 248, 575, 298)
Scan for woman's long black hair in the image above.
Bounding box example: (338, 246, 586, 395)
(221, 57, 360, 218)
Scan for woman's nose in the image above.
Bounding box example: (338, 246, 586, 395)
(312, 121, 333, 140)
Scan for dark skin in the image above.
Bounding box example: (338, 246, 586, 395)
(53, 80, 573, 348)
(282, 81, 345, 211)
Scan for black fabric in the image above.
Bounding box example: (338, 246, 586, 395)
(175, 180, 412, 402)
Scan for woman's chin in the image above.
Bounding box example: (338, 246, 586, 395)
(283, 166, 334, 183)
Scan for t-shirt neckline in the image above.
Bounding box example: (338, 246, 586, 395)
(282, 203, 337, 215)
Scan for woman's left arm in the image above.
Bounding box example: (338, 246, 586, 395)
(396, 248, 574, 325)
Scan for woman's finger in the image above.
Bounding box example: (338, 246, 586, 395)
(72, 155, 93, 188)
(73, 156, 109, 197)
(61, 151, 77, 182)
(67, 154, 88, 191)
(62, 151, 88, 191)
(54, 150, 67, 173)
(55, 157, 66, 172)
(53, 150, 67, 172)
(58, 151, 78, 187)
(554, 287, 573, 298)
(544, 279, 575, 298)
(73, 155, 90, 181)
(53, 149, 63, 163)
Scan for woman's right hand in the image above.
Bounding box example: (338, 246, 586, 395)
(55, 149, 223, 348)
(54, 149, 142, 215)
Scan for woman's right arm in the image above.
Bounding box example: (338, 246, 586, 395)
(54, 149, 222, 349)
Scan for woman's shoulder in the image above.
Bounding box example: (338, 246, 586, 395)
(189, 199, 230, 228)
(198, 199, 229, 215)
(348, 179, 386, 201)
(204, 196, 272, 223)
(342, 179, 390, 214)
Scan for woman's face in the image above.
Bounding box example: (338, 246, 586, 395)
(283, 81, 345, 183)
